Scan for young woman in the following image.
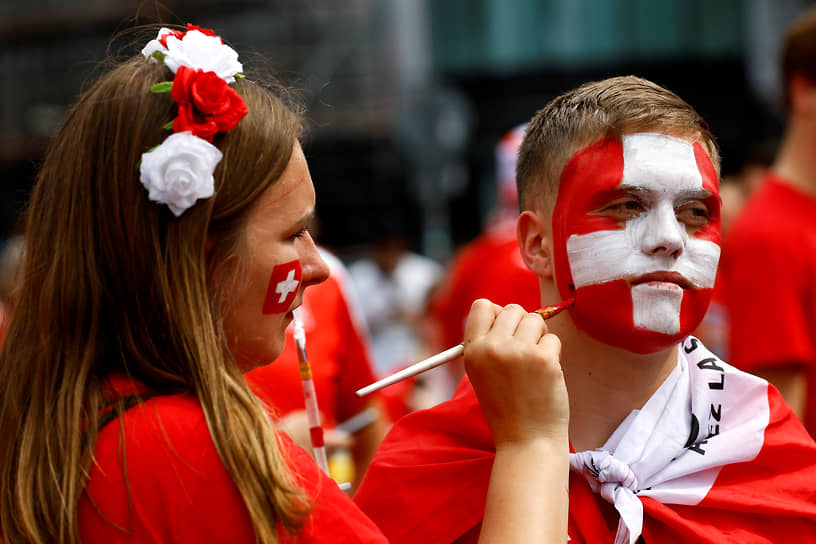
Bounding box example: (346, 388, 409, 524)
(0, 24, 568, 544)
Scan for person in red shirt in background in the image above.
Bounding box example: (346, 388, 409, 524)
(691, 143, 773, 358)
(720, 5, 816, 436)
(247, 246, 390, 492)
(426, 123, 541, 399)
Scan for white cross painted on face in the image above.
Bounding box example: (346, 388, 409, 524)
(552, 133, 721, 353)
(276, 270, 299, 303)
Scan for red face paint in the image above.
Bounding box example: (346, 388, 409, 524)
(552, 133, 721, 354)
(263, 259, 302, 314)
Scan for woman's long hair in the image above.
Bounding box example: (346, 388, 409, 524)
(0, 53, 310, 544)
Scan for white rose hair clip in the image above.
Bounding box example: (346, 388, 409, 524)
(138, 24, 248, 216)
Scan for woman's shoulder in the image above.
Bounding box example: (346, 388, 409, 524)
(90, 386, 233, 495)
(80, 387, 256, 542)
(94, 382, 212, 463)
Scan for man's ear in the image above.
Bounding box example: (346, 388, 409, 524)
(517, 210, 553, 277)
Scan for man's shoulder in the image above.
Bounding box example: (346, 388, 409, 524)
(354, 377, 494, 544)
(378, 377, 493, 455)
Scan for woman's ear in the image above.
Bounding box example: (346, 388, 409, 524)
(517, 210, 553, 278)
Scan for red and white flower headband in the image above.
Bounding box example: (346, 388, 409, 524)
(139, 24, 248, 216)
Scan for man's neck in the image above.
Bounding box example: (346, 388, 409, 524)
(549, 315, 679, 452)
(773, 118, 816, 197)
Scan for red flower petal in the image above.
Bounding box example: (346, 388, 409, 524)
(170, 66, 248, 140)
(158, 29, 185, 48)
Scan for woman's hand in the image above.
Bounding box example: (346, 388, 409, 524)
(463, 299, 569, 445)
(464, 299, 570, 543)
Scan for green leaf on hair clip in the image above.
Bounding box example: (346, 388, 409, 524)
(162, 120, 174, 130)
(148, 50, 166, 63)
(235, 73, 245, 79)
(151, 81, 173, 94)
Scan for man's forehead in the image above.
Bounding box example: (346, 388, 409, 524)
(620, 132, 710, 194)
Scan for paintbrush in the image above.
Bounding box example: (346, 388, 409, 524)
(355, 299, 575, 397)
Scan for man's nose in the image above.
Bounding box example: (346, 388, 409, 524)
(638, 202, 687, 258)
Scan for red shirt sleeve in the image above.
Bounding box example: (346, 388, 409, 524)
(281, 433, 386, 543)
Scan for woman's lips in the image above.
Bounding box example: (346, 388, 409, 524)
(630, 271, 693, 289)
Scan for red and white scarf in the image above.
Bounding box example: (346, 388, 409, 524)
(570, 336, 768, 543)
(354, 336, 816, 543)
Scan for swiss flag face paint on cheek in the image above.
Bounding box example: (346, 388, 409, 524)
(552, 133, 721, 353)
(263, 259, 302, 314)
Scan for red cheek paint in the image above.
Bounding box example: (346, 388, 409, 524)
(692, 142, 722, 245)
(570, 279, 714, 354)
(263, 259, 302, 314)
(553, 137, 625, 301)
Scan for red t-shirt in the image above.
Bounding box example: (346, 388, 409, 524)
(78, 376, 386, 543)
(246, 249, 380, 427)
(428, 217, 541, 349)
(720, 174, 816, 433)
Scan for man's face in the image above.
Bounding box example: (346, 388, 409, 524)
(552, 132, 721, 353)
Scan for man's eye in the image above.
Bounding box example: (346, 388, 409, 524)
(596, 198, 645, 219)
(675, 202, 710, 227)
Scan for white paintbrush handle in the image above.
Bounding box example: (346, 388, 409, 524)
(355, 343, 464, 397)
(355, 299, 575, 398)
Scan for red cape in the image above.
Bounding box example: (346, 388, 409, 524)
(354, 376, 816, 543)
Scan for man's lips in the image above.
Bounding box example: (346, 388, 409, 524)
(630, 271, 693, 289)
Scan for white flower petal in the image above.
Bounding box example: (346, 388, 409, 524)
(139, 132, 221, 216)
(162, 30, 242, 82)
(141, 27, 176, 61)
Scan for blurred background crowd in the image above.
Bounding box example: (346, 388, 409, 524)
(2, 0, 814, 483)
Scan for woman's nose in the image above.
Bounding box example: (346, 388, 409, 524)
(298, 232, 330, 287)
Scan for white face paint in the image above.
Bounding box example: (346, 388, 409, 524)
(564, 133, 721, 335)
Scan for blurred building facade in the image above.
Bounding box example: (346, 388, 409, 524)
(1, 0, 811, 260)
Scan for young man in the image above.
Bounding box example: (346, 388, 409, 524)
(720, 5, 816, 437)
(354, 76, 816, 543)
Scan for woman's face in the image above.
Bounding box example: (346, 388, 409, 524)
(221, 143, 329, 371)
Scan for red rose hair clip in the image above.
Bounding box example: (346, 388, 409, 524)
(138, 24, 248, 216)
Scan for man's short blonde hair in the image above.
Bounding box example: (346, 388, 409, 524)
(516, 75, 720, 212)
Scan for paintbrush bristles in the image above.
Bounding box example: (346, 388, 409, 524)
(534, 298, 575, 320)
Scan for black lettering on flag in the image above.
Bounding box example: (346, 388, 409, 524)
(710, 404, 722, 421)
(708, 424, 720, 438)
(684, 338, 700, 353)
(688, 439, 708, 455)
(708, 374, 725, 390)
(697, 357, 724, 372)
(684, 414, 700, 448)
